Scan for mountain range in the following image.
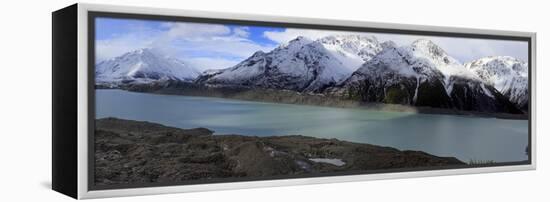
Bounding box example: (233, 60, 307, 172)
(197, 35, 383, 92)
(95, 35, 529, 114)
(95, 48, 200, 85)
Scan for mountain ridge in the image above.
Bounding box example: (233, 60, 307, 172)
(196, 35, 385, 92)
(325, 39, 522, 113)
(95, 48, 200, 85)
(465, 56, 529, 110)
(95, 35, 528, 115)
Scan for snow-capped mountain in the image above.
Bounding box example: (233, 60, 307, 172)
(197, 35, 383, 92)
(95, 48, 200, 85)
(465, 56, 528, 110)
(326, 39, 521, 113)
(317, 35, 383, 66)
(99, 36, 527, 115)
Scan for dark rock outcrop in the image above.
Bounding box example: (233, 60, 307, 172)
(95, 118, 465, 186)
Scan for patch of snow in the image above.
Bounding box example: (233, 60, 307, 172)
(309, 158, 346, 166)
(413, 77, 420, 103)
(318, 35, 383, 72)
(481, 84, 495, 99)
(263, 146, 288, 157)
(295, 160, 312, 171)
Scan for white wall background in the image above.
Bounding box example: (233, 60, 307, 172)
(0, 0, 547, 201)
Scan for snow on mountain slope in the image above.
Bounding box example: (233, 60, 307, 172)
(95, 48, 200, 85)
(328, 39, 522, 113)
(347, 39, 480, 86)
(409, 39, 482, 94)
(199, 35, 383, 92)
(318, 35, 382, 70)
(465, 56, 528, 109)
(332, 40, 450, 105)
(410, 39, 478, 78)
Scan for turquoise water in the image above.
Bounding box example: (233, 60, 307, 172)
(96, 89, 529, 163)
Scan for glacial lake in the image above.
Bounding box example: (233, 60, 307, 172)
(96, 89, 529, 163)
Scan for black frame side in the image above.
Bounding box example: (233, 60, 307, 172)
(52, 4, 78, 199)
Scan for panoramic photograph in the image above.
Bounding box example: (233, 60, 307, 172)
(93, 17, 530, 187)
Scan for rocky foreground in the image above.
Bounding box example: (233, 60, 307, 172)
(95, 118, 465, 186)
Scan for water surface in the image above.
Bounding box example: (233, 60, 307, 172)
(96, 89, 529, 163)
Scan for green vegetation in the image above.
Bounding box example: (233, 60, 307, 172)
(345, 85, 364, 100)
(383, 86, 410, 104)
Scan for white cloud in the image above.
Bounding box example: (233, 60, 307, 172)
(95, 19, 163, 62)
(164, 23, 231, 39)
(96, 22, 276, 69)
(232, 27, 250, 38)
(173, 39, 273, 58)
(185, 57, 241, 72)
(97, 21, 528, 69)
(96, 34, 155, 62)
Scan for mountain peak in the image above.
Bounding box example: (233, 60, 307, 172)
(131, 47, 155, 54)
(316, 34, 383, 63)
(289, 36, 313, 44)
(96, 48, 200, 84)
(120, 47, 165, 60)
(135, 47, 150, 53)
(318, 35, 380, 50)
(250, 50, 266, 57)
(411, 39, 446, 56)
(410, 39, 460, 67)
(464, 55, 528, 109)
(279, 36, 314, 50)
(466, 55, 527, 75)
(411, 39, 438, 47)
(473, 56, 525, 65)
(380, 41, 398, 50)
(319, 34, 379, 44)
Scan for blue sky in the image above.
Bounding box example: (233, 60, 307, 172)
(95, 18, 162, 40)
(95, 17, 283, 70)
(96, 18, 281, 47)
(95, 17, 528, 71)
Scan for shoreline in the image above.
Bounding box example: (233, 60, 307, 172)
(94, 117, 466, 186)
(97, 82, 528, 120)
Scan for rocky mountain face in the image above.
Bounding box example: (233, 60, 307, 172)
(325, 39, 522, 114)
(196, 35, 383, 93)
(465, 56, 529, 110)
(95, 48, 200, 86)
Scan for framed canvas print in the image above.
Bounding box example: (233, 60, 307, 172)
(52, 3, 536, 199)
